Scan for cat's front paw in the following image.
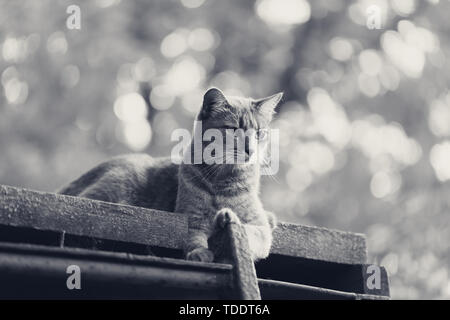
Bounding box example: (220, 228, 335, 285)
(266, 211, 278, 230)
(214, 208, 241, 229)
(186, 247, 214, 262)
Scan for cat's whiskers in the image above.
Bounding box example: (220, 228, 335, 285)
(223, 150, 247, 165)
(260, 157, 280, 184)
(181, 164, 217, 185)
(203, 165, 222, 181)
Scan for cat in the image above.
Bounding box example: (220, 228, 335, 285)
(59, 88, 282, 262)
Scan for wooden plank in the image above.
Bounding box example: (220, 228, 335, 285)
(0, 184, 367, 264)
(0, 242, 234, 299)
(227, 222, 261, 299)
(273, 223, 367, 264)
(0, 184, 186, 250)
(259, 279, 389, 300)
(211, 221, 262, 299)
(0, 242, 232, 272)
(257, 256, 389, 297)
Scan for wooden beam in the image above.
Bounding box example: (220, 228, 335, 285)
(0, 242, 386, 300)
(256, 255, 389, 296)
(209, 220, 261, 299)
(0, 184, 187, 250)
(259, 279, 389, 300)
(0, 185, 366, 265)
(0, 242, 234, 299)
(273, 223, 367, 264)
(227, 222, 261, 299)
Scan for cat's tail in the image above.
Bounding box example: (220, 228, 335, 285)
(57, 163, 108, 196)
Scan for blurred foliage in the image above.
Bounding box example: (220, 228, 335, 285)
(1, 0, 449, 299)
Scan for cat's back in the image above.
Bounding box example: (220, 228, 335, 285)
(59, 154, 179, 212)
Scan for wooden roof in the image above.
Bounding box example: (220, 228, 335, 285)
(0, 184, 389, 299)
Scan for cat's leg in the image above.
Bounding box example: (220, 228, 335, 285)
(185, 216, 214, 262)
(185, 231, 214, 262)
(214, 207, 241, 228)
(214, 208, 273, 261)
(266, 210, 278, 230)
(243, 222, 273, 261)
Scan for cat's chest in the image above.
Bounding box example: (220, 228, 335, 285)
(211, 193, 262, 222)
(176, 173, 263, 222)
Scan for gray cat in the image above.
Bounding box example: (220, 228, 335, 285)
(59, 88, 282, 262)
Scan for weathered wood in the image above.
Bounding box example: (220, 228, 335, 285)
(0, 242, 386, 300)
(0, 242, 234, 299)
(273, 223, 367, 264)
(226, 222, 261, 299)
(259, 279, 389, 300)
(209, 218, 261, 299)
(0, 184, 186, 250)
(257, 256, 390, 297)
(0, 184, 367, 264)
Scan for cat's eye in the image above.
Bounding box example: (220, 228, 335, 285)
(257, 129, 268, 140)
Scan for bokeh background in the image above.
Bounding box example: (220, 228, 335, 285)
(1, 0, 449, 299)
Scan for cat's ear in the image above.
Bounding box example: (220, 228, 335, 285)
(255, 92, 283, 121)
(199, 88, 228, 119)
(203, 87, 227, 107)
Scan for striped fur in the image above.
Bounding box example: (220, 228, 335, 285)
(59, 88, 282, 262)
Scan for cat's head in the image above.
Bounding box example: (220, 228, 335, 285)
(192, 87, 283, 173)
